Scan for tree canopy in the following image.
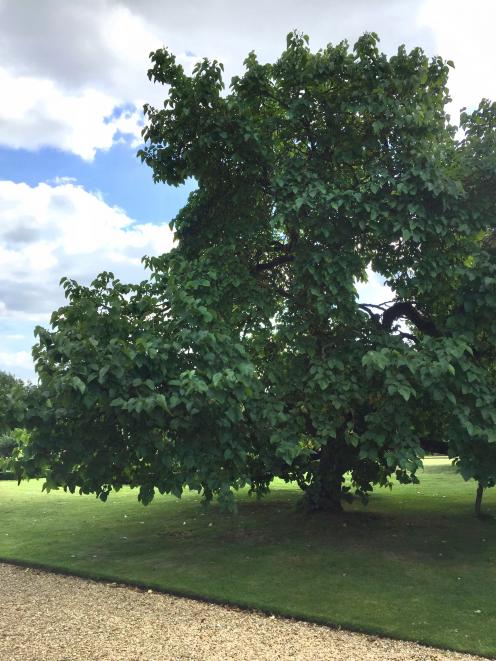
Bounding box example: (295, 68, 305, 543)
(20, 33, 496, 513)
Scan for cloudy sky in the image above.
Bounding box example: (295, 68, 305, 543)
(0, 0, 494, 380)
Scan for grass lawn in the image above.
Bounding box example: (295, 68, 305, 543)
(1, 457, 495, 658)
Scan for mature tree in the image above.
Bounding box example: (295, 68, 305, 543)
(21, 33, 496, 512)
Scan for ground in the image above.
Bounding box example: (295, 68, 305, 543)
(0, 562, 486, 660)
(0, 458, 495, 657)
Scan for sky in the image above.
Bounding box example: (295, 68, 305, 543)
(0, 0, 495, 381)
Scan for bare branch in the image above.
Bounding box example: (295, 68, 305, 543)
(358, 304, 381, 324)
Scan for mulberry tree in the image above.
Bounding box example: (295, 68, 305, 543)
(23, 33, 496, 513)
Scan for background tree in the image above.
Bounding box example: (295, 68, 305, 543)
(0, 370, 33, 477)
(21, 33, 496, 513)
(0, 370, 30, 434)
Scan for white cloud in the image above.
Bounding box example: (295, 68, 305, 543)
(0, 67, 144, 160)
(0, 2, 164, 99)
(0, 179, 175, 379)
(0, 2, 200, 160)
(0, 350, 34, 376)
(0, 179, 174, 317)
(0, 0, 435, 159)
(1, 1, 430, 90)
(418, 0, 496, 119)
(1, 0, 494, 160)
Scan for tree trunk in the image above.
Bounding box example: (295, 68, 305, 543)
(303, 441, 345, 512)
(475, 481, 484, 517)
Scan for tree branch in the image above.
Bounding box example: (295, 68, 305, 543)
(360, 301, 439, 338)
(397, 331, 418, 343)
(253, 254, 294, 273)
(358, 304, 381, 324)
(381, 302, 440, 337)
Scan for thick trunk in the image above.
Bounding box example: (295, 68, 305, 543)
(303, 441, 345, 512)
(309, 478, 344, 512)
(475, 482, 484, 517)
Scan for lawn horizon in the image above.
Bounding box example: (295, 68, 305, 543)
(1, 457, 495, 658)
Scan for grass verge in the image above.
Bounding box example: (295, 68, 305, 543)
(1, 457, 495, 657)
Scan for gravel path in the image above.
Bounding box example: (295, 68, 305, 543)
(0, 562, 485, 661)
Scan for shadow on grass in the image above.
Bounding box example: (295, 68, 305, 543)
(1, 461, 496, 658)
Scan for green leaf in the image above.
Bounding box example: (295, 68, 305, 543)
(71, 377, 86, 394)
(98, 365, 110, 383)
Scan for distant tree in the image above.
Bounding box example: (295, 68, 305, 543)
(0, 370, 29, 433)
(447, 227, 496, 516)
(0, 371, 33, 476)
(0, 428, 30, 475)
(21, 33, 496, 513)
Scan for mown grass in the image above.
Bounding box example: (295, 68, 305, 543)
(1, 457, 495, 657)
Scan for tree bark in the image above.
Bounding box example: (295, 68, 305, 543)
(303, 439, 345, 512)
(475, 481, 484, 517)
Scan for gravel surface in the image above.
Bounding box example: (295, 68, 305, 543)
(0, 562, 485, 660)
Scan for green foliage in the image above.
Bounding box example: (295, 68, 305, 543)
(0, 370, 34, 478)
(0, 370, 30, 434)
(21, 271, 272, 508)
(22, 32, 496, 511)
(0, 430, 20, 458)
(0, 427, 30, 475)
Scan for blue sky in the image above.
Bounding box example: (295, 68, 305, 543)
(0, 144, 195, 225)
(0, 0, 494, 380)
